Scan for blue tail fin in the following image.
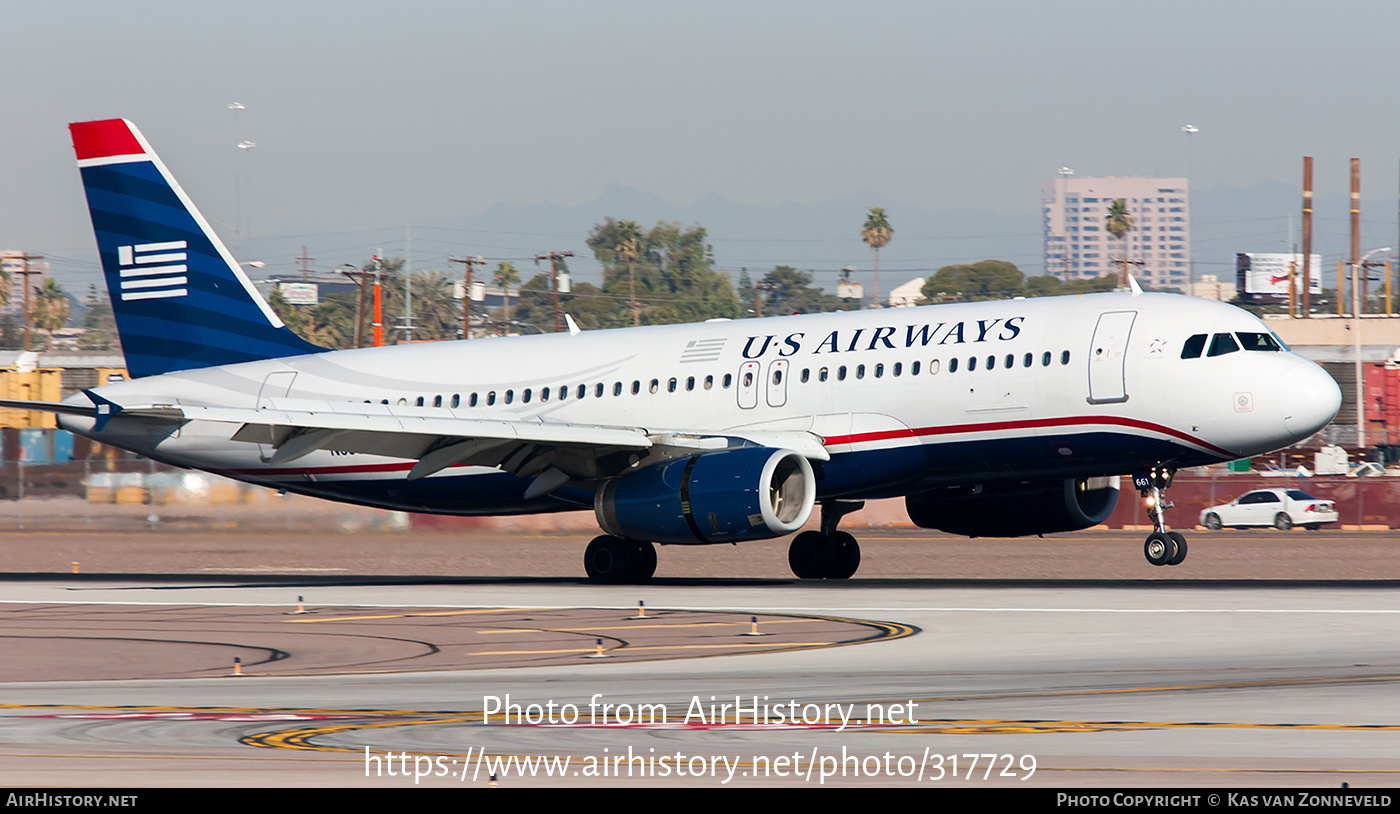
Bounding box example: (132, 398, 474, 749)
(70, 119, 325, 378)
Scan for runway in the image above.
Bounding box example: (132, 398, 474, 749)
(3, 576, 1398, 787)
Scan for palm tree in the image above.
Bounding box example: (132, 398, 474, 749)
(32, 278, 70, 349)
(493, 261, 520, 330)
(1104, 199, 1134, 285)
(861, 207, 893, 306)
(615, 219, 643, 326)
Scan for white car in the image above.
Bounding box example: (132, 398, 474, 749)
(1199, 488, 1339, 531)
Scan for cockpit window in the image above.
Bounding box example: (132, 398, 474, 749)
(1236, 332, 1281, 352)
(1207, 333, 1240, 357)
(1181, 334, 1207, 359)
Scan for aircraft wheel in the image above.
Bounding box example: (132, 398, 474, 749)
(826, 531, 861, 579)
(584, 535, 634, 584)
(1166, 531, 1188, 566)
(1274, 513, 1293, 531)
(1143, 532, 1173, 567)
(1204, 513, 1222, 531)
(788, 531, 828, 579)
(630, 540, 657, 582)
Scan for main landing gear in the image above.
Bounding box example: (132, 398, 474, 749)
(583, 535, 657, 585)
(1137, 466, 1187, 567)
(788, 501, 864, 580)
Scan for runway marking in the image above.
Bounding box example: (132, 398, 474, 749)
(468, 642, 834, 656)
(477, 619, 813, 633)
(286, 608, 532, 623)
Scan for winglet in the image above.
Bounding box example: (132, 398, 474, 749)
(85, 389, 121, 432)
(565, 314, 581, 336)
(1128, 275, 1143, 297)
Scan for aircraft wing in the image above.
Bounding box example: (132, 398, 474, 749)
(4, 394, 828, 493)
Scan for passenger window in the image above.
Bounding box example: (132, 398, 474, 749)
(856, 364, 865, 379)
(522, 389, 531, 404)
(772, 369, 783, 385)
(1060, 350, 1071, 365)
(1006, 354, 1015, 369)
(541, 387, 550, 402)
(432, 395, 442, 407)
(632, 380, 640, 395)
(1042, 351, 1051, 366)
(649, 379, 659, 394)
(874, 363, 883, 378)
(1181, 334, 1207, 359)
(1023, 353, 1032, 367)
(986, 355, 995, 370)
(505, 390, 514, 404)
(949, 358, 958, 373)
(892, 362, 901, 377)
(469, 393, 478, 407)
(723, 374, 732, 388)
(686, 376, 696, 391)
(968, 356, 978, 371)
(398, 398, 408, 406)
(592, 383, 601, 398)
(743, 371, 754, 387)
(487, 391, 496, 406)
(613, 382, 623, 396)
(819, 367, 829, 382)
(451, 394, 460, 408)
(667, 378, 677, 392)
(801, 369, 810, 383)
(415, 397, 424, 407)
(704, 375, 714, 390)
(837, 366, 847, 381)
(912, 361, 922, 375)
(1207, 333, 1239, 357)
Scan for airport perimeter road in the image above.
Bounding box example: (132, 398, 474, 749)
(1, 578, 1398, 787)
(2, 526, 1399, 581)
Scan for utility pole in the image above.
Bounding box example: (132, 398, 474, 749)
(449, 255, 485, 339)
(535, 251, 573, 332)
(14, 253, 45, 351)
(296, 246, 314, 282)
(1301, 156, 1313, 317)
(339, 264, 372, 348)
(1352, 158, 1362, 313)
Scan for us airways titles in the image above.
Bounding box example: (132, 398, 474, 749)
(740, 316, 1027, 359)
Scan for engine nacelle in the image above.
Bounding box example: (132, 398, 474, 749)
(595, 447, 815, 544)
(905, 476, 1119, 537)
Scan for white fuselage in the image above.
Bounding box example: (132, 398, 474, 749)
(60, 292, 1340, 516)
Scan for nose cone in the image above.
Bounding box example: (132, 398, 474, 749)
(1280, 360, 1342, 440)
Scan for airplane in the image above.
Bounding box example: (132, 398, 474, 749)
(7, 118, 1343, 584)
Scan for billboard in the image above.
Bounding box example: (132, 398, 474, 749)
(1236, 253, 1323, 299)
(278, 282, 319, 305)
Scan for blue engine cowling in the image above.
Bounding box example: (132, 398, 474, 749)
(595, 447, 816, 544)
(905, 476, 1120, 537)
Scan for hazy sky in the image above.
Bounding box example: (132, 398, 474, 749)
(5, 1, 1400, 282)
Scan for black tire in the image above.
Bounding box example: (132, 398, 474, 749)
(1306, 524, 1320, 531)
(630, 540, 657, 582)
(584, 535, 633, 584)
(826, 531, 861, 579)
(1144, 532, 1172, 566)
(1204, 513, 1222, 531)
(788, 531, 827, 579)
(1274, 513, 1293, 531)
(1166, 531, 1188, 566)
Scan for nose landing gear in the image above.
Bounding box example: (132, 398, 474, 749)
(1136, 466, 1187, 567)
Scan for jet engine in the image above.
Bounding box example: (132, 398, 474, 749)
(905, 476, 1120, 537)
(595, 447, 815, 544)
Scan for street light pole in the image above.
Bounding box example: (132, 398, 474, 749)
(1354, 246, 1391, 449)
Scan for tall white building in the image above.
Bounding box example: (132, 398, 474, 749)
(0, 251, 49, 316)
(1041, 176, 1189, 287)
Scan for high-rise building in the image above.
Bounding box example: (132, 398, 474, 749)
(1041, 175, 1189, 287)
(0, 251, 49, 315)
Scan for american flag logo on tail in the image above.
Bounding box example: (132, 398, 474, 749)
(117, 241, 188, 301)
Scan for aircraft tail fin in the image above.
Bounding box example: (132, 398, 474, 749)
(70, 119, 325, 378)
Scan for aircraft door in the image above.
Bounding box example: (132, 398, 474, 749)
(765, 360, 789, 408)
(1087, 311, 1136, 404)
(737, 361, 760, 409)
(256, 371, 297, 458)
